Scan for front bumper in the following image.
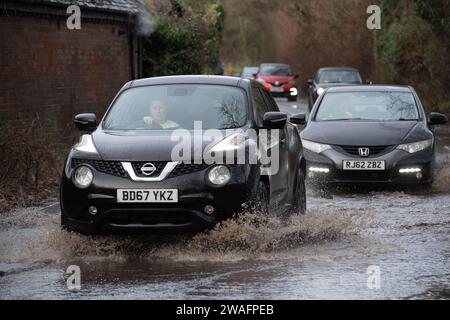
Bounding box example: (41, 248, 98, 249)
(263, 84, 298, 98)
(60, 163, 258, 234)
(304, 147, 434, 185)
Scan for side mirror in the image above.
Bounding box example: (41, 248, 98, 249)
(290, 113, 307, 125)
(294, 74, 300, 79)
(263, 112, 287, 129)
(366, 79, 373, 85)
(253, 73, 258, 78)
(429, 112, 448, 125)
(74, 113, 97, 132)
(307, 79, 314, 86)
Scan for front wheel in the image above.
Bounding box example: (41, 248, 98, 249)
(288, 95, 298, 102)
(254, 181, 270, 214)
(292, 169, 307, 215)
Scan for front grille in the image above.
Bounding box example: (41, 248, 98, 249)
(338, 145, 391, 157)
(169, 162, 210, 178)
(334, 170, 391, 181)
(107, 212, 192, 226)
(72, 159, 210, 179)
(71, 159, 127, 178)
(268, 82, 287, 87)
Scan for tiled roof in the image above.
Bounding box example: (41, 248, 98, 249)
(43, 0, 140, 14)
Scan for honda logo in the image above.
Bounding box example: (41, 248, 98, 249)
(359, 148, 370, 157)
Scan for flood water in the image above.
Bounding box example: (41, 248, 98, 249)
(1, 100, 449, 300)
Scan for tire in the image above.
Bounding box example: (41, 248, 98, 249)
(254, 181, 270, 214)
(308, 93, 313, 111)
(292, 169, 307, 215)
(288, 95, 298, 102)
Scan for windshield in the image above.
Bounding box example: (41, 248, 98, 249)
(242, 67, 258, 78)
(318, 70, 361, 84)
(259, 65, 293, 76)
(315, 91, 419, 121)
(103, 85, 248, 130)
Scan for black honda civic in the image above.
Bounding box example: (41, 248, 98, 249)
(60, 76, 307, 234)
(300, 85, 448, 186)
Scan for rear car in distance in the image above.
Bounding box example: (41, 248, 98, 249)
(300, 85, 448, 186)
(255, 63, 299, 101)
(241, 66, 259, 80)
(60, 76, 307, 234)
(307, 67, 364, 110)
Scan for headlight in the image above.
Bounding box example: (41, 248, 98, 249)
(208, 165, 231, 186)
(257, 78, 265, 84)
(289, 79, 296, 85)
(397, 139, 432, 154)
(302, 139, 331, 154)
(209, 133, 246, 153)
(316, 87, 325, 96)
(74, 135, 98, 154)
(73, 165, 94, 188)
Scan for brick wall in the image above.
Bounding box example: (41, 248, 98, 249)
(0, 14, 134, 135)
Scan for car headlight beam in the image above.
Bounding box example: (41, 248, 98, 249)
(302, 139, 331, 154)
(397, 139, 432, 154)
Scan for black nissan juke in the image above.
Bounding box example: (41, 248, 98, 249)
(60, 76, 307, 234)
(300, 85, 448, 186)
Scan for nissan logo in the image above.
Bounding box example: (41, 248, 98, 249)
(141, 163, 156, 176)
(359, 148, 370, 157)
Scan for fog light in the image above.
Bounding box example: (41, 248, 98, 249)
(88, 206, 98, 216)
(208, 165, 231, 186)
(73, 165, 93, 189)
(399, 168, 421, 174)
(204, 205, 215, 215)
(416, 172, 423, 179)
(309, 167, 330, 173)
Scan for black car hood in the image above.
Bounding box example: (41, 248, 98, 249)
(301, 121, 431, 146)
(92, 129, 240, 161)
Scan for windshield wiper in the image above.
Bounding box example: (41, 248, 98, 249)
(320, 118, 372, 121)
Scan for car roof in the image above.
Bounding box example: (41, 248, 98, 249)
(260, 63, 291, 67)
(129, 75, 244, 88)
(326, 85, 412, 93)
(318, 67, 359, 72)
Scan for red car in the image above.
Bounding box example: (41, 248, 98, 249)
(255, 63, 299, 101)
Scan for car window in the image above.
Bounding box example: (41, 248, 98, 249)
(242, 67, 258, 78)
(259, 88, 280, 112)
(315, 91, 419, 121)
(318, 70, 362, 84)
(103, 85, 248, 130)
(252, 87, 269, 126)
(259, 64, 293, 76)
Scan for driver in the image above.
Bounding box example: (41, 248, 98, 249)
(143, 100, 179, 129)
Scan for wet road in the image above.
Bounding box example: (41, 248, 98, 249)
(1, 98, 449, 300)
